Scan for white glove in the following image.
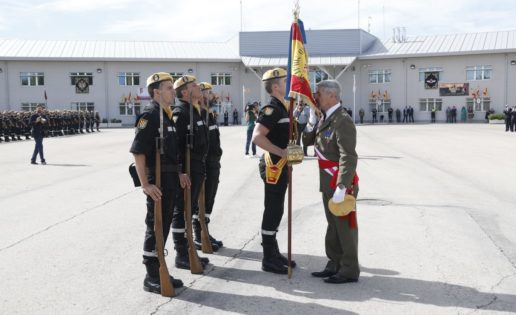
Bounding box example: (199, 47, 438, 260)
(332, 186, 345, 203)
(308, 107, 317, 125)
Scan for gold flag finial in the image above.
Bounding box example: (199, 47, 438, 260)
(293, 0, 300, 21)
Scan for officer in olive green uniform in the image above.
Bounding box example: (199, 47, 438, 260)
(252, 68, 296, 274)
(303, 79, 360, 284)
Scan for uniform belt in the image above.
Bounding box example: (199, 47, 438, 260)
(146, 164, 182, 173)
(190, 152, 207, 161)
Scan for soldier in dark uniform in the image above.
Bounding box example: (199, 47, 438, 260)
(251, 67, 296, 274)
(130, 72, 188, 294)
(223, 110, 229, 126)
(387, 107, 393, 123)
(79, 111, 85, 133)
(395, 108, 401, 122)
(193, 82, 224, 251)
(0, 112, 5, 142)
(30, 105, 48, 164)
(171, 75, 210, 270)
(504, 105, 511, 132)
(95, 112, 101, 131)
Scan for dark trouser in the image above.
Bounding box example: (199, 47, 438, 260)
(245, 129, 256, 155)
(322, 192, 360, 279)
(507, 119, 511, 131)
(359, 116, 364, 124)
(172, 159, 205, 246)
(96, 121, 100, 131)
(388, 113, 393, 122)
(296, 122, 307, 155)
(31, 135, 45, 162)
(204, 161, 221, 217)
(259, 159, 288, 243)
(142, 172, 178, 267)
(372, 115, 377, 123)
(403, 115, 407, 122)
(511, 120, 516, 132)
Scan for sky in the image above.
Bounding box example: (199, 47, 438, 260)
(1, 0, 516, 42)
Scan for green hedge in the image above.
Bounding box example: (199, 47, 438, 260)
(488, 113, 505, 120)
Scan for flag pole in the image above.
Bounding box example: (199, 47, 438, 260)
(287, 0, 300, 280)
(287, 96, 294, 279)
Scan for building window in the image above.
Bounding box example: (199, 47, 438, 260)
(20, 72, 44, 86)
(368, 69, 391, 84)
(71, 102, 95, 111)
(368, 99, 391, 113)
(169, 72, 184, 81)
(119, 102, 141, 116)
(308, 70, 329, 91)
(418, 67, 443, 81)
(466, 65, 491, 81)
(211, 73, 232, 86)
(466, 97, 490, 111)
(70, 72, 93, 85)
(419, 98, 443, 111)
(21, 103, 45, 111)
(118, 72, 140, 86)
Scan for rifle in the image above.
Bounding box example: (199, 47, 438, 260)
(154, 100, 175, 297)
(184, 91, 204, 274)
(198, 98, 213, 253)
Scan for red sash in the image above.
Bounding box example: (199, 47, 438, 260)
(316, 148, 359, 229)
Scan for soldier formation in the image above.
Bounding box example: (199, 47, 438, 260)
(0, 109, 100, 143)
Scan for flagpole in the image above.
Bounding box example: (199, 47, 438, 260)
(287, 97, 294, 279)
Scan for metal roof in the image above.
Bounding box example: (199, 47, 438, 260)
(362, 30, 516, 59)
(0, 39, 241, 61)
(2, 29, 516, 63)
(241, 56, 356, 67)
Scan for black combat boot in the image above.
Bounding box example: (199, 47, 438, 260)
(193, 220, 219, 252)
(273, 238, 296, 268)
(174, 243, 209, 270)
(262, 241, 288, 274)
(143, 259, 183, 294)
(206, 221, 223, 248)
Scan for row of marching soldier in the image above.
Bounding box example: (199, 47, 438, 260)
(130, 68, 360, 295)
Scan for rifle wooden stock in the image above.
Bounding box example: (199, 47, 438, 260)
(154, 144, 175, 297)
(185, 140, 204, 274)
(198, 181, 213, 253)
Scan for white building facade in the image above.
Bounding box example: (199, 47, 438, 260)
(1, 29, 516, 124)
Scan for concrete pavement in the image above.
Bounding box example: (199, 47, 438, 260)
(0, 123, 515, 314)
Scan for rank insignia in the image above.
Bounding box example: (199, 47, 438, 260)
(137, 118, 148, 129)
(264, 107, 274, 116)
(323, 129, 333, 139)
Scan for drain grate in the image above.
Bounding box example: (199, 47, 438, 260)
(357, 199, 392, 206)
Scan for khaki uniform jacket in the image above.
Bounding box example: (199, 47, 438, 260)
(304, 106, 358, 196)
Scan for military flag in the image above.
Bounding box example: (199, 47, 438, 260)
(285, 15, 316, 108)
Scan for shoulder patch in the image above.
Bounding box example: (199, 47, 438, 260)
(137, 118, 148, 129)
(264, 107, 274, 116)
